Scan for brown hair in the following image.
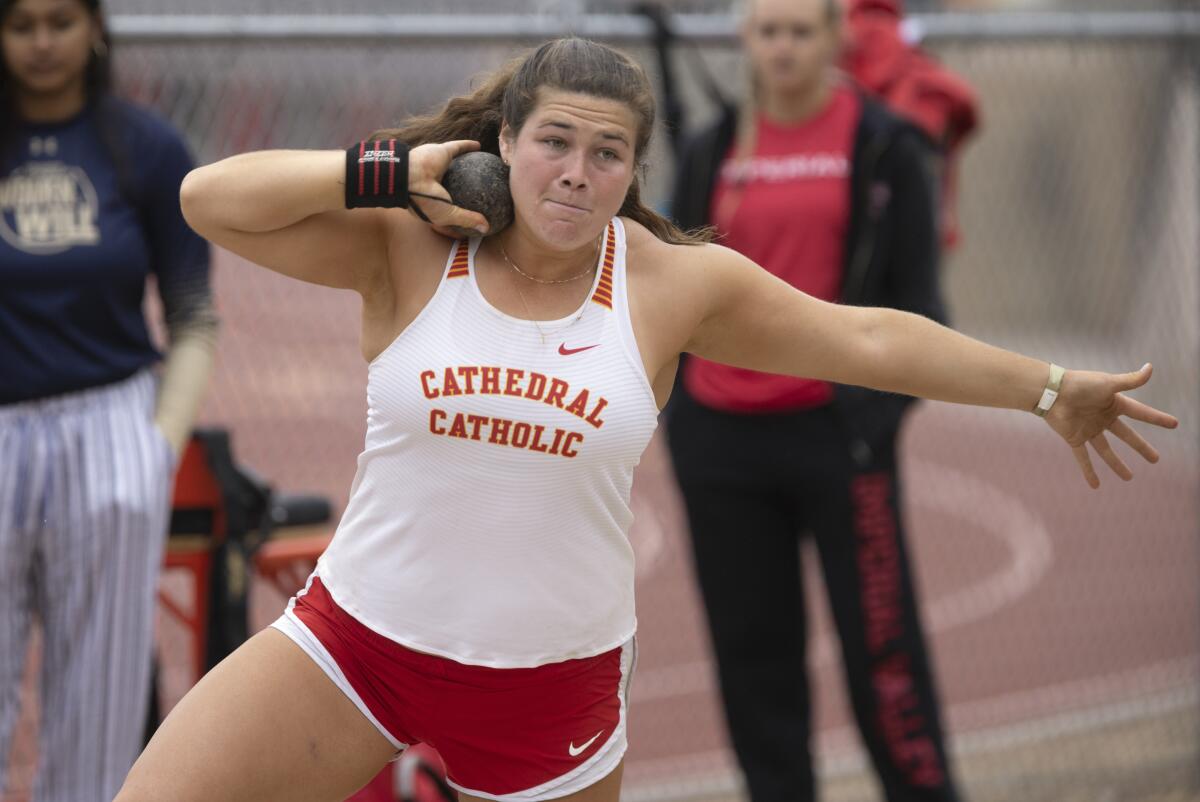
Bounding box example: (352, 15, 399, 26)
(372, 38, 712, 246)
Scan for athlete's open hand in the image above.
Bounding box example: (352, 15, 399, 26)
(408, 140, 491, 238)
(1044, 363, 1179, 488)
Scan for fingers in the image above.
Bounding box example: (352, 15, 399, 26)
(1116, 394, 1179, 429)
(410, 141, 480, 184)
(427, 218, 488, 238)
(1113, 362, 1179, 427)
(1108, 418, 1159, 464)
(442, 140, 481, 157)
(410, 186, 452, 206)
(1072, 444, 1100, 489)
(1089, 432, 1133, 481)
(1116, 362, 1152, 391)
(410, 197, 490, 236)
(1060, 362, 1175, 488)
(445, 209, 489, 235)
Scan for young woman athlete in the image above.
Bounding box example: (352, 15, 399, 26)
(117, 37, 1176, 802)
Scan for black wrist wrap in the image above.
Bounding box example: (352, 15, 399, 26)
(345, 140, 434, 222)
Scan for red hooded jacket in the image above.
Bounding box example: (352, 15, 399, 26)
(841, 0, 979, 247)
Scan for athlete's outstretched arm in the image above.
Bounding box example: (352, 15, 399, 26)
(179, 141, 488, 293)
(681, 244, 1179, 488)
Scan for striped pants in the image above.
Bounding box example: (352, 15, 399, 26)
(0, 371, 174, 802)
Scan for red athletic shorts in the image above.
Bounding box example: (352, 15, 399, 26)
(272, 575, 635, 801)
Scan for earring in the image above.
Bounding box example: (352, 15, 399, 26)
(93, 39, 108, 58)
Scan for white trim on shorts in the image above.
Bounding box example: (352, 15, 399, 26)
(270, 574, 409, 753)
(447, 637, 638, 802)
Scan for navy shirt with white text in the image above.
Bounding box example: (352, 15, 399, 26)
(0, 100, 210, 404)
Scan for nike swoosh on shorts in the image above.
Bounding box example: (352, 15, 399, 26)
(568, 730, 604, 757)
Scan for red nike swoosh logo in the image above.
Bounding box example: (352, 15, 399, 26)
(558, 343, 599, 356)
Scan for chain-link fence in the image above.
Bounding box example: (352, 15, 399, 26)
(98, 0, 1200, 14)
(7, 7, 1198, 802)
(144, 11, 1195, 802)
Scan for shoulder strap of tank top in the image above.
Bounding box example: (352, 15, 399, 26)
(588, 219, 619, 309)
(446, 238, 471, 279)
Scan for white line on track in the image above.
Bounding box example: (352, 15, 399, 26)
(632, 460, 1055, 701)
(623, 663, 1198, 801)
(909, 458, 1056, 635)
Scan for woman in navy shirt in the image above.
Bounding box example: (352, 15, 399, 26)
(0, 1, 215, 799)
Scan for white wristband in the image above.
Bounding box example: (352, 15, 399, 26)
(1032, 363, 1065, 417)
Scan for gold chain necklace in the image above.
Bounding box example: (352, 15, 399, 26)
(497, 235, 602, 344)
(499, 235, 600, 285)
(511, 282, 596, 346)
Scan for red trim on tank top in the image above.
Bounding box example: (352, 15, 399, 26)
(590, 221, 617, 309)
(447, 239, 471, 278)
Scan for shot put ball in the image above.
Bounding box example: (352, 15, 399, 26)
(442, 151, 513, 237)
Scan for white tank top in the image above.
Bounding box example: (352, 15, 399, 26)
(317, 218, 659, 667)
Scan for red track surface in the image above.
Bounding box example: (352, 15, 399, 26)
(5, 252, 1196, 799)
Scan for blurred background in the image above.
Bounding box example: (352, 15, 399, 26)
(82, 0, 1200, 12)
(7, 2, 1199, 801)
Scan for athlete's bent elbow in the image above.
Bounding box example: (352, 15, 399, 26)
(179, 167, 216, 235)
